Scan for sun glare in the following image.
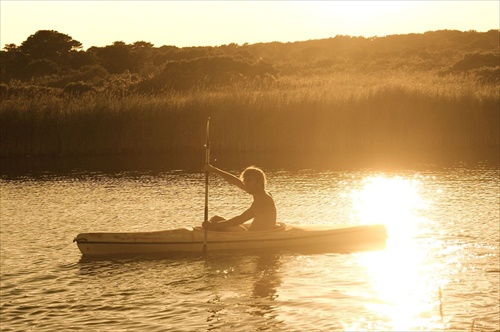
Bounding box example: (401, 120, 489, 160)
(352, 176, 424, 238)
(355, 244, 445, 331)
(350, 176, 445, 330)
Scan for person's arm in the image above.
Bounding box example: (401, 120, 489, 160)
(204, 164, 247, 192)
(203, 206, 255, 230)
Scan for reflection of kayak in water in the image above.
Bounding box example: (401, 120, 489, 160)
(74, 222, 387, 257)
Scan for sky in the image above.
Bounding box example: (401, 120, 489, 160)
(1, 1, 498, 50)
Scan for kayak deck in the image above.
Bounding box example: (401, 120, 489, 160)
(74, 223, 387, 256)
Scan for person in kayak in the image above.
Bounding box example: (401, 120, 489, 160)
(202, 164, 277, 231)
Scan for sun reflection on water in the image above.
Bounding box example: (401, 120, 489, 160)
(352, 175, 424, 237)
(347, 176, 447, 331)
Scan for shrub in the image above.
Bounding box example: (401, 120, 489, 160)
(25, 59, 59, 77)
(132, 56, 277, 93)
(0, 83, 7, 97)
(472, 66, 500, 84)
(448, 52, 499, 72)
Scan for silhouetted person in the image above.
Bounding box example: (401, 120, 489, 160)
(202, 165, 277, 231)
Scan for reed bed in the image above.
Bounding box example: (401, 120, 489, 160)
(1, 72, 498, 165)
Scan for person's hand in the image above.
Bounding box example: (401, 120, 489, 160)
(202, 216, 225, 229)
(203, 163, 217, 174)
(203, 163, 219, 173)
(209, 215, 225, 223)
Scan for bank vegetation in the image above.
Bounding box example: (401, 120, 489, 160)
(1, 29, 498, 166)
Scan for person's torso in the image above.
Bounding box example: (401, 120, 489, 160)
(248, 192, 277, 231)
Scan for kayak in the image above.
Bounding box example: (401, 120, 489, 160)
(74, 223, 387, 256)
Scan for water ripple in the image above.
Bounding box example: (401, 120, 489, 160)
(1, 168, 498, 331)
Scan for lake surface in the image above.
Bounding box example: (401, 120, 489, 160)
(1, 162, 499, 331)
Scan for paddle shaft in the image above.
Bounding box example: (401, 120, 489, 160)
(203, 118, 210, 254)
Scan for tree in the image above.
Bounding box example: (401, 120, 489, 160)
(67, 50, 99, 69)
(91, 41, 132, 74)
(130, 41, 154, 74)
(0, 45, 31, 81)
(19, 30, 82, 63)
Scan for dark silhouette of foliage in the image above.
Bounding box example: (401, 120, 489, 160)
(1, 29, 498, 163)
(1, 30, 83, 82)
(1, 29, 498, 89)
(129, 41, 155, 75)
(88, 41, 155, 75)
(471, 66, 500, 84)
(25, 59, 59, 77)
(133, 56, 276, 93)
(20, 30, 82, 62)
(0, 83, 7, 97)
(89, 41, 132, 74)
(67, 50, 99, 69)
(0, 45, 31, 81)
(448, 52, 499, 72)
(45, 65, 109, 89)
(63, 81, 96, 95)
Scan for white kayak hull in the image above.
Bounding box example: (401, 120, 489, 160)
(74, 223, 387, 256)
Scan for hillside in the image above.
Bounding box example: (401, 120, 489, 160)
(1, 29, 498, 94)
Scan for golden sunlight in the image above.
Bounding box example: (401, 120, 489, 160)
(353, 247, 446, 331)
(350, 176, 446, 330)
(352, 176, 424, 238)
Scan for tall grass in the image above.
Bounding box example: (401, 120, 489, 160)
(1, 72, 498, 166)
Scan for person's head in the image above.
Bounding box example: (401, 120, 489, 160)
(240, 166, 266, 193)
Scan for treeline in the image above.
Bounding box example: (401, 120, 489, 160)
(0, 29, 498, 95)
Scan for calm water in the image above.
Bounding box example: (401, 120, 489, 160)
(1, 164, 498, 331)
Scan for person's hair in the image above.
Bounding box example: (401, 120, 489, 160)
(240, 166, 266, 189)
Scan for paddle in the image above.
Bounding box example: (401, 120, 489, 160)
(203, 117, 210, 254)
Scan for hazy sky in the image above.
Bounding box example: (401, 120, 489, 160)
(1, 1, 498, 49)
